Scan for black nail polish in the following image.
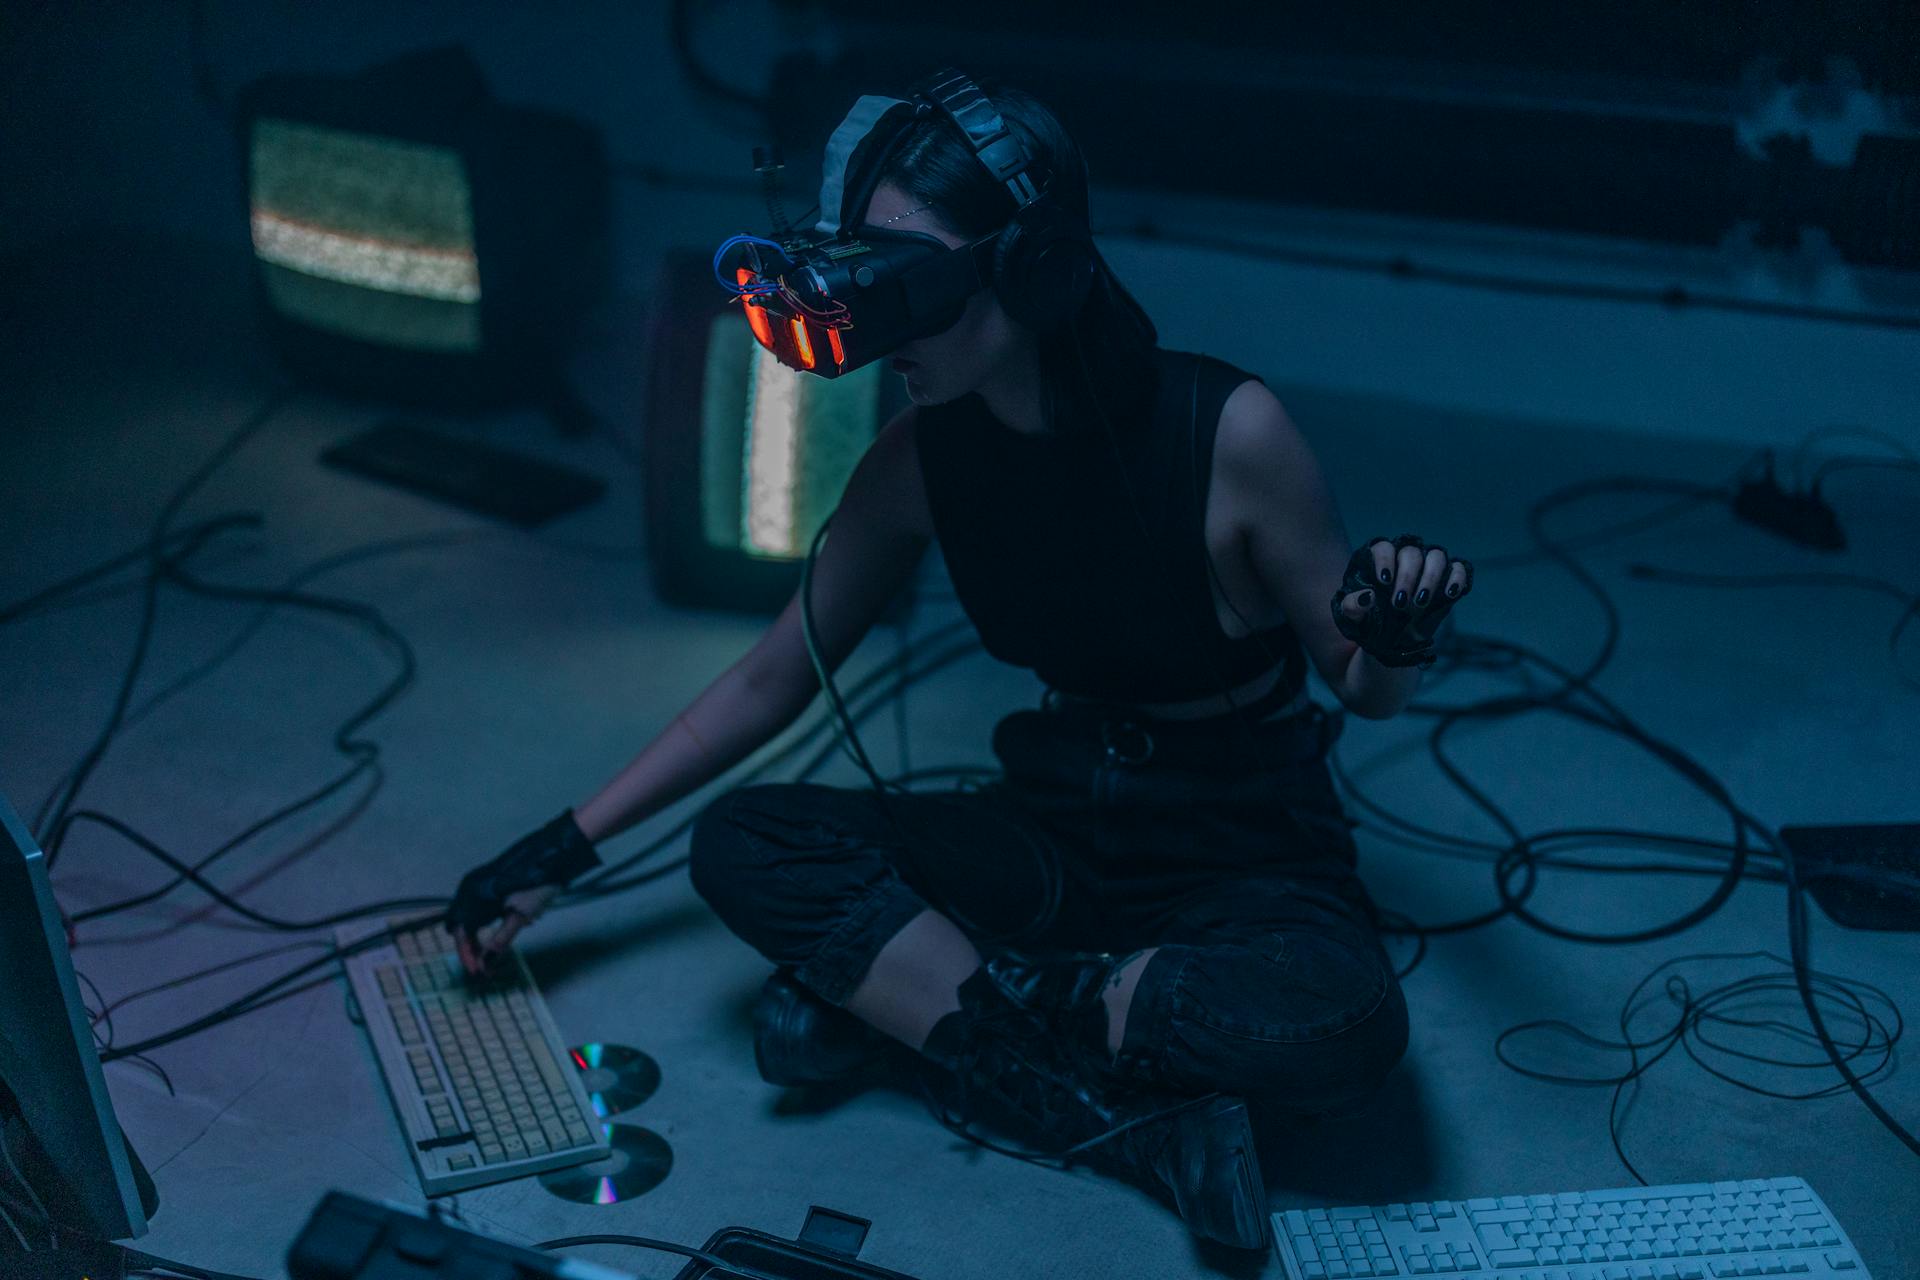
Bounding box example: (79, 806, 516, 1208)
(1447, 582, 1459, 597)
(1416, 588, 1429, 606)
(1394, 590, 1406, 607)
(1379, 567, 1392, 584)
(1359, 590, 1374, 607)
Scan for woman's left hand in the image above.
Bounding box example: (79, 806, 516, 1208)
(1331, 533, 1474, 668)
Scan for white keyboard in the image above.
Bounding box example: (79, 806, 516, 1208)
(339, 916, 610, 1195)
(1273, 1177, 1871, 1279)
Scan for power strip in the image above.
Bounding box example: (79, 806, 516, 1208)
(1781, 823, 1920, 931)
(1732, 475, 1844, 550)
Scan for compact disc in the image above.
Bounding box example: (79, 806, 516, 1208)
(568, 1042, 661, 1117)
(538, 1122, 673, 1205)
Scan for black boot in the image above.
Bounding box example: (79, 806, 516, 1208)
(917, 968, 1270, 1252)
(751, 967, 898, 1087)
(981, 947, 1126, 1053)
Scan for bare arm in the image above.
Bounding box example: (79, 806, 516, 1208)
(573, 407, 932, 842)
(1215, 381, 1424, 720)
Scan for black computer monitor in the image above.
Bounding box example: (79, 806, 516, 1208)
(0, 792, 156, 1245)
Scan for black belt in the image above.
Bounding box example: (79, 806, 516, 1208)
(1006, 686, 1340, 778)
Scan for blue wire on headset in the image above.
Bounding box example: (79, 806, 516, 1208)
(711, 235, 787, 298)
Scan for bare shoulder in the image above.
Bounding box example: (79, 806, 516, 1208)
(1214, 378, 1311, 480)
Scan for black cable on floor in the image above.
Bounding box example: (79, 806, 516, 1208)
(36, 386, 297, 861)
(1319, 441, 1916, 1170)
(1495, 949, 1904, 1184)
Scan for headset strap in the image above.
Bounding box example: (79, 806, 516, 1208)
(814, 94, 918, 237)
(915, 68, 1041, 208)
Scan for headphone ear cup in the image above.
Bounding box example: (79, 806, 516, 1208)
(993, 203, 1096, 334)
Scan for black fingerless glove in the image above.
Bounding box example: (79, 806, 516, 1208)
(1329, 532, 1467, 669)
(445, 809, 602, 940)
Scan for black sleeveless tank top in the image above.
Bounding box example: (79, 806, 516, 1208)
(914, 345, 1307, 706)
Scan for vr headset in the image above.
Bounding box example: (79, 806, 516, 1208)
(714, 67, 1098, 378)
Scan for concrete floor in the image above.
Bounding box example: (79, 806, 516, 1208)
(2, 229, 1916, 1279)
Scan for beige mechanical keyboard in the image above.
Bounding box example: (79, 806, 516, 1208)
(338, 915, 610, 1195)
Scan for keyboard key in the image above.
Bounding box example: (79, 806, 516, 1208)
(1490, 1248, 1537, 1267)
(1825, 1254, 1856, 1271)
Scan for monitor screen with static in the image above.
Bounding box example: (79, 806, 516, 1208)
(234, 46, 608, 411)
(646, 247, 895, 614)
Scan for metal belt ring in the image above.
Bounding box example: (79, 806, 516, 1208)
(1100, 719, 1155, 767)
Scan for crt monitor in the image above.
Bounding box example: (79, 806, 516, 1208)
(0, 792, 157, 1246)
(235, 44, 609, 410)
(643, 247, 898, 614)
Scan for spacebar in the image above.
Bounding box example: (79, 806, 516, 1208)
(1487, 1249, 1537, 1268)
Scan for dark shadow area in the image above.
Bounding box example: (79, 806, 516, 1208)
(720, 970, 769, 1042)
(766, 1071, 900, 1119)
(1185, 1234, 1275, 1277)
(1255, 1061, 1433, 1205)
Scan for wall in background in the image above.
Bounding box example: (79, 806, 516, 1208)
(4, 0, 1917, 455)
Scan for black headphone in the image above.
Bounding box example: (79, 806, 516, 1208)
(891, 68, 1100, 335)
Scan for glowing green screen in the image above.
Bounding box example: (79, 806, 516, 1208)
(699, 315, 881, 560)
(249, 117, 481, 353)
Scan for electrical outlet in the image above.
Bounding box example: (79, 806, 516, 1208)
(1731, 477, 1846, 550)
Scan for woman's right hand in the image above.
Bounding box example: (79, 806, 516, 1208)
(446, 810, 602, 975)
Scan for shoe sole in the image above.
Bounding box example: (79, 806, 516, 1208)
(1182, 1095, 1271, 1252)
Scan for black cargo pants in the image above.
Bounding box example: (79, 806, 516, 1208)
(688, 695, 1408, 1109)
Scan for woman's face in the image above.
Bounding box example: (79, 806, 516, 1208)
(859, 180, 1033, 407)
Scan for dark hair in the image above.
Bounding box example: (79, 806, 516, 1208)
(872, 74, 1160, 440)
